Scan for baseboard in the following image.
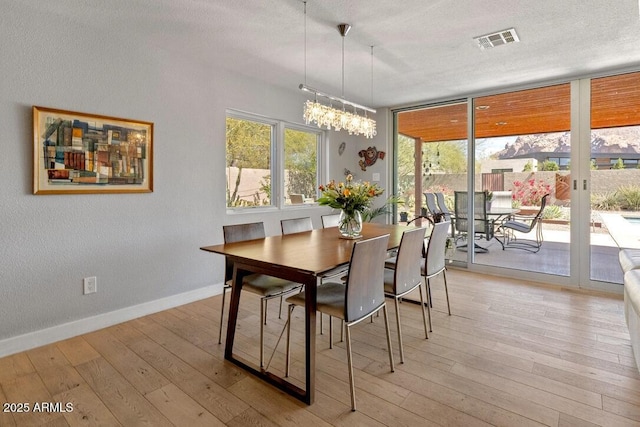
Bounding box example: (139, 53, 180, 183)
(0, 283, 224, 359)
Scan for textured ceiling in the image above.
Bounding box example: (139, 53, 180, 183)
(31, 0, 640, 108)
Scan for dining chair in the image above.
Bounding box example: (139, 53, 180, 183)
(220, 222, 303, 368)
(281, 217, 313, 235)
(422, 221, 451, 324)
(321, 213, 341, 228)
(285, 234, 395, 411)
(383, 227, 429, 363)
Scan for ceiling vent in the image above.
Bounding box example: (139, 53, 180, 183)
(473, 28, 520, 50)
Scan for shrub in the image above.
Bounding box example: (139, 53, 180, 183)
(617, 185, 640, 210)
(591, 192, 619, 211)
(511, 177, 551, 206)
(542, 204, 564, 220)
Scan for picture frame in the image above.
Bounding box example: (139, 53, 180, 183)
(33, 106, 153, 194)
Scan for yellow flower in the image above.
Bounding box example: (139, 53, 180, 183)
(343, 188, 351, 197)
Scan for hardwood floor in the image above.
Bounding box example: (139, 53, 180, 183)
(1, 269, 639, 426)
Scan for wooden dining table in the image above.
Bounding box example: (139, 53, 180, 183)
(200, 222, 411, 404)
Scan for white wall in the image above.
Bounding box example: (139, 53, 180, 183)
(0, 2, 388, 355)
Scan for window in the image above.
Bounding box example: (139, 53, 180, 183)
(226, 111, 323, 209)
(284, 127, 319, 205)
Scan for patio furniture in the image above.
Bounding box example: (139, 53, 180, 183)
(496, 194, 549, 253)
(290, 194, 304, 204)
(435, 192, 453, 222)
(453, 191, 495, 253)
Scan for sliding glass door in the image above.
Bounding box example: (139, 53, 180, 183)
(472, 84, 572, 277)
(394, 73, 640, 289)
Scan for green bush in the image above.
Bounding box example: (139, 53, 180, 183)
(541, 205, 564, 219)
(617, 185, 640, 210)
(591, 192, 619, 211)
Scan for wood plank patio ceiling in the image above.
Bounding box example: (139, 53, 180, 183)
(398, 72, 640, 143)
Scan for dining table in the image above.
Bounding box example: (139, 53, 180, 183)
(200, 222, 411, 404)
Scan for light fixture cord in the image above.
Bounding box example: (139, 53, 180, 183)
(341, 31, 345, 99)
(370, 45, 374, 109)
(303, 1, 307, 86)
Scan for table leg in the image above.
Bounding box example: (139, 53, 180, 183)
(304, 276, 319, 404)
(224, 264, 248, 359)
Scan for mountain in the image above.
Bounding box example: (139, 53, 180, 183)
(495, 127, 640, 159)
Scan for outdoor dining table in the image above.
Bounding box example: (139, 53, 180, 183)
(200, 222, 410, 404)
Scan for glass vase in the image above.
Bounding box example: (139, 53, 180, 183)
(338, 209, 363, 239)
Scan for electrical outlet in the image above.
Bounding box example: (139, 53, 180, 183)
(83, 276, 97, 294)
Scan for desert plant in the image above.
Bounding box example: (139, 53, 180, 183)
(612, 158, 625, 169)
(540, 160, 559, 171)
(616, 185, 640, 210)
(542, 204, 564, 220)
(591, 192, 619, 211)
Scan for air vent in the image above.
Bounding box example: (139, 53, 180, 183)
(473, 28, 520, 50)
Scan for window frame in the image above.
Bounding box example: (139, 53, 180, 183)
(226, 109, 325, 212)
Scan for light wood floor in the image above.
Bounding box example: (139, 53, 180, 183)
(1, 269, 639, 426)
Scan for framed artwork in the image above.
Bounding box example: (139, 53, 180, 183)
(33, 106, 153, 194)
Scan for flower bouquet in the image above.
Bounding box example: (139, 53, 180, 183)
(318, 174, 383, 238)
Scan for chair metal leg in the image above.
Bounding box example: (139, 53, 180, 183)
(320, 313, 323, 335)
(285, 304, 293, 377)
(345, 325, 356, 411)
(340, 320, 344, 342)
(264, 299, 268, 325)
(278, 295, 283, 319)
(393, 298, 404, 363)
(382, 305, 395, 373)
(443, 270, 451, 315)
(329, 315, 333, 349)
(218, 286, 227, 345)
(418, 284, 429, 339)
(425, 278, 433, 332)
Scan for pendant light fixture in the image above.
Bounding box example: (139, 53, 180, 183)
(300, 3, 377, 138)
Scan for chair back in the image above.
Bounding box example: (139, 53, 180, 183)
(222, 222, 265, 281)
(435, 192, 452, 221)
(453, 191, 493, 238)
(344, 234, 390, 323)
(321, 213, 341, 228)
(281, 217, 313, 235)
(527, 194, 549, 230)
(424, 221, 450, 277)
(424, 193, 441, 215)
(391, 227, 426, 295)
(290, 194, 304, 204)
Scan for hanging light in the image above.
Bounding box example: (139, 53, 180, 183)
(299, 4, 376, 138)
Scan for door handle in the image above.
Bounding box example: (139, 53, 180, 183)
(583, 179, 587, 190)
(573, 180, 577, 190)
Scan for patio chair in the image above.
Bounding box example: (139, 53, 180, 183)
(435, 192, 453, 222)
(424, 193, 440, 218)
(453, 191, 495, 253)
(496, 194, 549, 253)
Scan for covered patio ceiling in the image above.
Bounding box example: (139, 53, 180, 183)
(397, 72, 640, 143)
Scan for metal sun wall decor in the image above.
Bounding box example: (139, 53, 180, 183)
(358, 146, 385, 171)
(33, 106, 153, 194)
